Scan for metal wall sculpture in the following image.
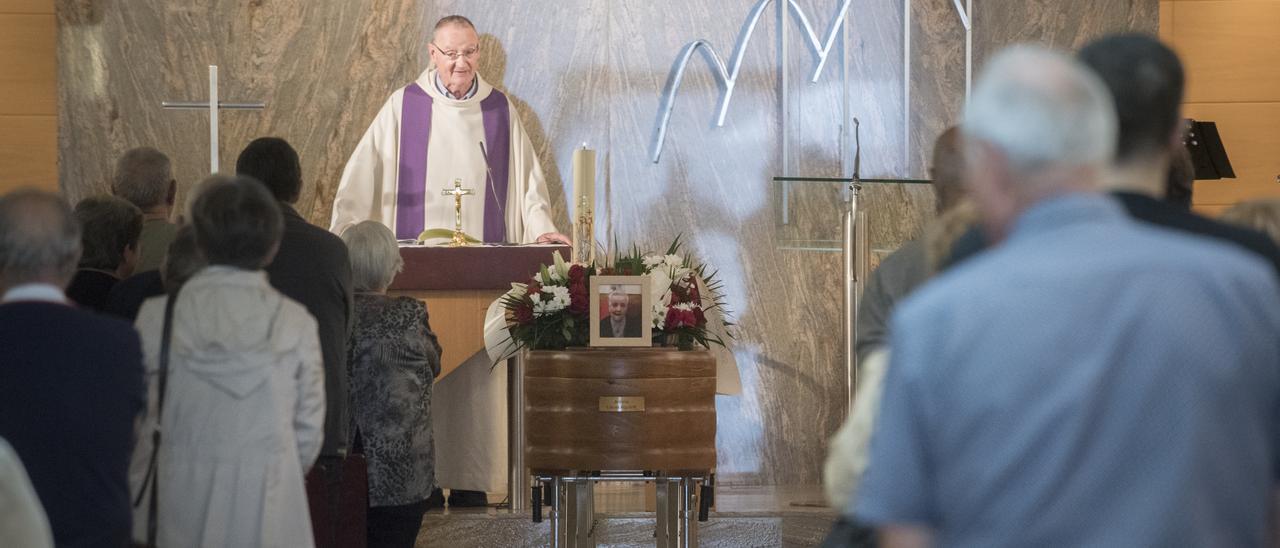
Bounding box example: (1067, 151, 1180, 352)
(649, 0, 853, 163)
(651, 0, 975, 166)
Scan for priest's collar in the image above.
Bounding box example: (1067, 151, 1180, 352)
(434, 72, 479, 100)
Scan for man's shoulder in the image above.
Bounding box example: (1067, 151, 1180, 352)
(0, 302, 138, 346)
(279, 214, 351, 265)
(141, 219, 179, 238)
(1118, 194, 1280, 268)
(900, 214, 1276, 321)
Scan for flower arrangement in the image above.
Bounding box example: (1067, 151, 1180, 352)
(497, 237, 732, 357)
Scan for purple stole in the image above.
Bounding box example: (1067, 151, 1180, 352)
(395, 82, 511, 242)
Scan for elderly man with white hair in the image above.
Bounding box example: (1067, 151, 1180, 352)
(851, 46, 1280, 547)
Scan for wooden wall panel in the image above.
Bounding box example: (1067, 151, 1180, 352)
(1165, 0, 1280, 209)
(1158, 1, 1173, 41)
(0, 115, 57, 192)
(0, 2, 56, 195)
(0, 0, 53, 14)
(1170, 1, 1280, 104)
(0, 13, 56, 115)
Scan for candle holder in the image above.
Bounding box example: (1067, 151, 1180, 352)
(573, 195, 594, 264)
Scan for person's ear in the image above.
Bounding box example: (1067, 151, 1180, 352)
(166, 179, 177, 206)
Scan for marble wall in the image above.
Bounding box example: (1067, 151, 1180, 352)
(57, 0, 1155, 486)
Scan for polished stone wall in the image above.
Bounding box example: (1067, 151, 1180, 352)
(57, 0, 1156, 486)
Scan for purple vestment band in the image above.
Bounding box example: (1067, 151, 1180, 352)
(395, 82, 511, 242)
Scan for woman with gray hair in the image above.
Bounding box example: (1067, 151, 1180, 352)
(130, 177, 325, 546)
(341, 220, 442, 548)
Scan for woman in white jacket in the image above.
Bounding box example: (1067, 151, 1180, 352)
(131, 176, 326, 547)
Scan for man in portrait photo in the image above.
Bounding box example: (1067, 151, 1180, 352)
(600, 286, 642, 338)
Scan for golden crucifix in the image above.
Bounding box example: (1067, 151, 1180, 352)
(442, 178, 474, 247)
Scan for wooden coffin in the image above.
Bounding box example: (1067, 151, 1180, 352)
(524, 348, 717, 473)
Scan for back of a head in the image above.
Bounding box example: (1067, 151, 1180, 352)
(340, 220, 403, 292)
(74, 195, 143, 271)
(964, 46, 1117, 182)
(1220, 198, 1280, 244)
(112, 147, 173, 210)
(191, 177, 284, 270)
(1077, 34, 1185, 163)
(929, 126, 966, 213)
(0, 189, 82, 289)
(183, 173, 233, 223)
(235, 137, 302, 203)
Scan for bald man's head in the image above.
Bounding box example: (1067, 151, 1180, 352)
(0, 189, 82, 289)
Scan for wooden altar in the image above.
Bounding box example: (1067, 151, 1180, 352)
(386, 244, 570, 379)
(524, 348, 717, 548)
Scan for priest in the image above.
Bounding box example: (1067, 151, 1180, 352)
(331, 15, 568, 246)
(332, 14, 569, 508)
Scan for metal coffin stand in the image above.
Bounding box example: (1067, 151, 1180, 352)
(521, 348, 717, 547)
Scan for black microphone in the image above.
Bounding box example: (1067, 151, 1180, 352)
(851, 117, 861, 183)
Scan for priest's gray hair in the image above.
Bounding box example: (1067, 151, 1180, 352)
(434, 15, 475, 32)
(112, 147, 172, 210)
(342, 220, 404, 292)
(0, 189, 82, 288)
(963, 45, 1117, 178)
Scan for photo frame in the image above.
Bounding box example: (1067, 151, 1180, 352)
(589, 275, 653, 347)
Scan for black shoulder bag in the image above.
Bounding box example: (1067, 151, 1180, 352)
(132, 289, 180, 548)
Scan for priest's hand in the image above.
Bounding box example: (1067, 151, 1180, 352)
(536, 232, 572, 245)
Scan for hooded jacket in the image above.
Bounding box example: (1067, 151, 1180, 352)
(129, 266, 325, 547)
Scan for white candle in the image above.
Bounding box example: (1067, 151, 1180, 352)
(572, 144, 595, 217)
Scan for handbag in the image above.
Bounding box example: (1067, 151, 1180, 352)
(132, 288, 180, 548)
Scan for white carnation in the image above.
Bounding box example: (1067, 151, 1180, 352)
(533, 286, 570, 317)
(642, 254, 666, 270)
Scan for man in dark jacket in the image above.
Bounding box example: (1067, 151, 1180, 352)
(1079, 34, 1280, 277)
(0, 189, 144, 546)
(237, 138, 357, 547)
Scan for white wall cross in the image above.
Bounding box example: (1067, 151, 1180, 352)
(161, 65, 266, 173)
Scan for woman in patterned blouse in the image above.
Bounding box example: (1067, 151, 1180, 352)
(340, 221, 442, 548)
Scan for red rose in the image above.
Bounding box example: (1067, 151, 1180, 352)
(664, 309, 680, 330)
(568, 287, 589, 316)
(568, 264, 586, 284)
(514, 304, 534, 324)
(693, 306, 706, 326)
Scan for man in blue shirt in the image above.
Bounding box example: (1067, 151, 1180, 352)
(853, 46, 1280, 547)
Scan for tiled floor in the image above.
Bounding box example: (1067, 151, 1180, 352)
(418, 485, 837, 547)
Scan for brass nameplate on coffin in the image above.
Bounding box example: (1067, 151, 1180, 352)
(599, 396, 645, 412)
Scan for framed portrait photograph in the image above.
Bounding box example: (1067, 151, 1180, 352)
(589, 275, 653, 347)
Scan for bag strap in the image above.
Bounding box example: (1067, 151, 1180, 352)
(132, 288, 180, 548)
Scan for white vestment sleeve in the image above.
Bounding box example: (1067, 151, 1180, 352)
(508, 106, 558, 243)
(331, 96, 398, 235)
(292, 315, 327, 471)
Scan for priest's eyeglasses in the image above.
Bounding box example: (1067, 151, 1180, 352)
(431, 43, 480, 61)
